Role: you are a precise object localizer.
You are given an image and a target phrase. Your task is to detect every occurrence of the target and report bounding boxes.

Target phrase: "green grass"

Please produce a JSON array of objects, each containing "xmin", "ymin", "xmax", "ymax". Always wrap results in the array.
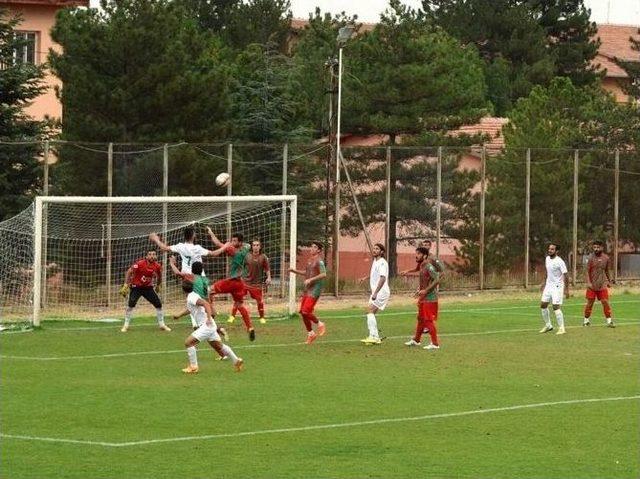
[{"xmin": 1, "ymin": 293, "xmax": 639, "ymax": 479}]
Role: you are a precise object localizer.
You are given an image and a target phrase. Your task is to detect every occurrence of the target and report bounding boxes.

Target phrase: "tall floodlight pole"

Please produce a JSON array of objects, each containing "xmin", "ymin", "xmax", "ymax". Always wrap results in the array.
[{"xmin": 333, "ymin": 25, "xmax": 354, "ymax": 297}]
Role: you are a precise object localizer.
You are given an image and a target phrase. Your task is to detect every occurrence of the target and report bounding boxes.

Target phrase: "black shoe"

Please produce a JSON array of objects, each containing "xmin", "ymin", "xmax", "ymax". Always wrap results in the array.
[{"xmin": 249, "ymin": 328, "xmax": 256, "ymax": 341}]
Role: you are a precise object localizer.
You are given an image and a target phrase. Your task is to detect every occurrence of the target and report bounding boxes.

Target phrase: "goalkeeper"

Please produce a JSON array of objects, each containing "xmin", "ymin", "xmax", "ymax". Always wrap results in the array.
[{"xmin": 119, "ymin": 250, "xmax": 170, "ymax": 333}]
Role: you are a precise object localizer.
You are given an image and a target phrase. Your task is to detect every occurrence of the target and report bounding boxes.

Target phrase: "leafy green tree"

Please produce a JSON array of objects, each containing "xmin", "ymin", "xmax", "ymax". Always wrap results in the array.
[
  {"xmin": 340, "ymin": 1, "xmax": 489, "ymax": 276},
  {"xmin": 422, "ymin": 0, "xmax": 600, "ymax": 115},
  {"xmin": 0, "ymin": 8, "xmax": 48, "ymax": 220},
  {"xmin": 49, "ymin": 0, "xmax": 232, "ymax": 195}
]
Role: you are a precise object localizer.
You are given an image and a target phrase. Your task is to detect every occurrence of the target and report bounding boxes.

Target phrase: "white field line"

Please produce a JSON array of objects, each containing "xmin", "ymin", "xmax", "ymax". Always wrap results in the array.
[
  {"xmin": 25, "ymin": 299, "xmax": 640, "ymax": 332},
  {"xmin": 1, "ymin": 395, "xmax": 638, "ymax": 448},
  {"xmin": 1, "ymin": 320, "xmax": 638, "ymax": 361}
]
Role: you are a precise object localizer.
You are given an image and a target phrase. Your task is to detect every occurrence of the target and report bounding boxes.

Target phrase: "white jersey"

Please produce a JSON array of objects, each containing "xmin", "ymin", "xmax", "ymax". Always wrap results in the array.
[
  {"xmin": 370, "ymin": 257, "xmax": 391, "ymax": 296},
  {"xmin": 545, "ymin": 255, "xmax": 568, "ymax": 288},
  {"xmin": 186, "ymin": 291, "xmax": 215, "ymax": 328},
  {"xmin": 170, "ymin": 242, "xmax": 209, "ymax": 275}
]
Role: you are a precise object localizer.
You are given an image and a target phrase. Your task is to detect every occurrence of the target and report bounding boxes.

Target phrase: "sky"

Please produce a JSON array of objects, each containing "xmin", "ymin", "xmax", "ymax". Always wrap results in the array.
[{"xmin": 288, "ymin": 0, "xmax": 640, "ymax": 25}]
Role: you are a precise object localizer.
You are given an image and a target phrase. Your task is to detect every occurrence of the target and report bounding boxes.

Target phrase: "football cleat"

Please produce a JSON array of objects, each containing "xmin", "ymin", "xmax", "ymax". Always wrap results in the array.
[
  {"xmin": 539, "ymin": 325, "xmax": 553, "ymax": 333},
  {"xmin": 404, "ymin": 339, "xmax": 421, "ymax": 347},
  {"xmin": 120, "ymin": 325, "xmax": 129, "ymax": 333},
  {"xmin": 181, "ymin": 365, "xmax": 199, "ymax": 374},
  {"xmin": 360, "ymin": 336, "xmax": 382, "ymax": 345},
  {"xmin": 606, "ymin": 320, "xmax": 616, "ymax": 328},
  {"xmin": 583, "ymin": 319, "xmax": 591, "ymax": 326},
  {"xmin": 226, "ymin": 315, "xmax": 236, "ymax": 324},
  {"xmin": 317, "ymin": 321, "xmax": 326, "ymax": 337},
  {"xmin": 423, "ymin": 343, "xmax": 440, "ymax": 350},
  {"xmin": 305, "ymin": 331, "xmax": 317, "ymax": 345},
  {"xmin": 555, "ymin": 327, "xmax": 566, "ymax": 335},
  {"xmin": 248, "ymin": 328, "xmax": 256, "ymax": 342},
  {"xmin": 159, "ymin": 324, "xmax": 172, "ymax": 332},
  {"xmin": 259, "ymin": 317, "xmax": 267, "ymax": 325},
  {"xmin": 234, "ymin": 358, "xmax": 244, "ymax": 372}
]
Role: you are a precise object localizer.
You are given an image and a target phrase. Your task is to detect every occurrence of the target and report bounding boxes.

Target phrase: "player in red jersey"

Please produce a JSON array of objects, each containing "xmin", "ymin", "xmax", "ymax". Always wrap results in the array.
[
  {"xmin": 119, "ymin": 250, "xmax": 170, "ymax": 332},
  {"xmin": 229, "ymin": 239, "xmax": 271, "ymax": 325},
  {"xmin": 583, "ymin": 240, "xmax": 615, "ymax": 328},
  {"xmin": 405, "ymin": 247, "xmax": 440, "ymax": 350},
  {"xmin": 289, "ymin": 241, "xmax": 327, "ymax": 345},
  {"xmin": 207, "ymin": 228, "xmax": 256, "ymax": 341}
]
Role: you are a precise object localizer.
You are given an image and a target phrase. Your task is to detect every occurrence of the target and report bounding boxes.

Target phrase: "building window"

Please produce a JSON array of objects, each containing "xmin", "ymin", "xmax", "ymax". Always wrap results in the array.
[{"xmin": 14, "ymin": 31, "xmax": 38, "ymax": 65}]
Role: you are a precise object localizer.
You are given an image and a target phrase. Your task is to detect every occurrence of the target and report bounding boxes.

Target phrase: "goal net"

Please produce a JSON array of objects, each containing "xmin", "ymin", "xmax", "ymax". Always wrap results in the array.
[{"xmin": 0, "ymin": 196, "xmax": 297, "ymax": 326}]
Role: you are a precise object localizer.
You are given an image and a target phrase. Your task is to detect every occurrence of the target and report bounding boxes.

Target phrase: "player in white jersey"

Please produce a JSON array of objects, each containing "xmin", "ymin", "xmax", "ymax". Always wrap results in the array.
[
  {"xmin": 360, "ymin": 243, "xmax": 390, "ymax": 345},
  {"xmin": 539, "ymin": 243, "xmax": 570, "ymax": 335},
  {"xmin": 180, "ymin": 281, "xmax": 243, "ymax": 374},
  {"xmin": 149, "ymin": 226, "xmax": 213, "ymax": 275}
]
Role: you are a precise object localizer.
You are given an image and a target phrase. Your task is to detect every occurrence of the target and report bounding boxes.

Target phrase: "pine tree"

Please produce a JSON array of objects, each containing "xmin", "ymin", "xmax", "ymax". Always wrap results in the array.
[{"xmin": 0, "ymin": 7, "xmax": 48, "ymax": 219}]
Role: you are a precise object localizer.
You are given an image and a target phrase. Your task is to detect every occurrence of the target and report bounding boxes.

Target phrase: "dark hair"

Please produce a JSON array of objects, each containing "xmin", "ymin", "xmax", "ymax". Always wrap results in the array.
[
  {"xmin": 182, "ymin": 281, "xmax": 193, "ymax": 294},
  {"xmin": 423, "ymin": 239, "xmax": 432, "ymax": 246},
  {"xmin": 311, "ymin": 241, "xmax": 323, "ymax": 250},
  {"xmin": 232, "ymin": 232, "xmax": 244, "ymax": 242},
  {"xmin": 593, "ymin": 240, "xmax": 604, "ymax": 247},
  {"xmin": 548, "ymin": 242, "xmax": 559, "ymax": 250},
  {"xmin": 416, "ymin": 247, "xmax": 429, "ymax": 255},
  {"xmin": 374, "ymin": 243, "xmax": 386, "ymax": 254},
  {"xmin": 191, "ymin": 261, "xmax": 203, "ymax": 275},
  {"xmin": 184, "ymin": 226, "xmax": 195, "ymax": 241}
]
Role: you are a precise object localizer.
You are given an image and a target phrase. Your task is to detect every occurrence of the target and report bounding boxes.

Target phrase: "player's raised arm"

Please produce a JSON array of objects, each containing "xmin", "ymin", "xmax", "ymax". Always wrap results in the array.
[
  {"xmin": 289, "ymin": 267, "xmax": 305, "ymax": 276},
  {"xmin": 400, "ymin": 264, "xmax": 421, "ymax": 276},
  {"xmin": 206, "ymin": 227, "xmax": 225, "ymax": 248},
  {"xmin": 210, "ymin": 242, "xmax": 232, "ymax": 257},
  {"xmin": 149, "ymin": 233, "xmax": 172, "ymax": 253}
]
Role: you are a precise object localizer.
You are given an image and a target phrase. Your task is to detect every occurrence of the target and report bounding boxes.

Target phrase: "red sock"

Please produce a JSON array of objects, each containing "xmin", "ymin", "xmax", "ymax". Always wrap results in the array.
[
  {"xmin": 301, "ymin": 314, "xmax": 313, "ymax": 332},
  {"xmin": 414, "ymin": 318, "xmax": 425, "ymax": 343},
  {"xmin": 257, "ymin": 301, "xmax": 265, "ymax": 318},
  {"xmin": 231, "ymin": 305, "xmax": 238, "ymax": 317},
  {"xmin": 603, "ymin": 303, "xmax": 612, "ymax": 318},
  {"xmin": 425, "ymin": 319, "xmax": 439, "ymax": 346},
  {"xmin": 584, "ymin": 303, "xmax": 593, "ymax": 318},
  {"xmin": 237, "ymin": 306, "xmax": 252, "ymax": 330}
]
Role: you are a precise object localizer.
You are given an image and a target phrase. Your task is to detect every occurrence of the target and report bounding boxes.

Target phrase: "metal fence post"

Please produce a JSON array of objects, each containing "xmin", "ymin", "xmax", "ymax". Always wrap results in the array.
[
  {"xmin": 613, "ymin": 149, "xmax": 620, "ymax": 282},
  {"xmin": 162, "ymin": 144, "xmax": 168, "ymax": 302},
  {"xmin": 479, "ymin": 146, "xmax": 486, "ymax": 290},
  {"xmin": 524, "ymin": 148, "xmax": 531, "ymax": 289},
  {"xmin": 385, "ymin": 147, "xmax": 391, "ymax": 251},
  {"xmin": 572, "ymin": 149, "xmax": 579, "ymax": 285},
  {"xmin": 42, "ymin": 141, "xmax": 49, "ymax": 307},
  {"xmin": 436, "ymin": 147, "xmax": 442, "ymax": 258},
  {"xmin": 281, "ymin": 144, "xmax": 288, "ymax": 299},
  {"xmin": 106, "ymin": 143, "xmax": 113, "ymax": 308}
]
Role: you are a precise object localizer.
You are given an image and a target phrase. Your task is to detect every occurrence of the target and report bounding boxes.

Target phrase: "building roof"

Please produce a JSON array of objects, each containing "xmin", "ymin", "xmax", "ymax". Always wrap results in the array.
[
  {"xmin": 453, "ymin": 117, "xmax": 508, "ymax": 152},
  {"xmin": 0, "ymin": 0, "xmax": 89, "ymax": 5},
  {"xmin": 290, "ymin": 17, "xmax": 376, "ymax": 34},
  {"xmin": 594, "ymin": 24, "xmax": 640, "ymax": 78}
]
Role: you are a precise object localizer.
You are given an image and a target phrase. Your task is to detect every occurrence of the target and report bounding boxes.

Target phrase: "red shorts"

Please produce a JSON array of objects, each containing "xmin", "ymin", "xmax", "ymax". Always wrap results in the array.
[
  {"xmin": 586, "ymin": 288, "xmax": 609, "ymax": 301},
  {"xmin": 299, "ymin": 295, "xmax": 319, "ymax": 315},
  {"xmin": 245, "ymin": 285, "xmax": 264, "ymax": 303},
  {"xmin": 418, "ymin": 301, "xmax": 438, "ymax": 321},
  {"xmin": 213, "ymin": 278, "xmax": 246, "ymax": 302}
]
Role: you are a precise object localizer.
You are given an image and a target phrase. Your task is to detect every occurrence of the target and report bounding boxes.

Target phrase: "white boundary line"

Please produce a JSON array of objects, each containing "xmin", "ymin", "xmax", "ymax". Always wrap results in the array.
[
  {"xmin": 2, "ymin": 320, "xmax": 638, "ymax": 361},
  {"xmin": 1, "ymin": 395, "xmax": 638, "ymax": 448},
  {"xmin": 17, "ymin": 299, "xmax": 640, "ymax": 332}
]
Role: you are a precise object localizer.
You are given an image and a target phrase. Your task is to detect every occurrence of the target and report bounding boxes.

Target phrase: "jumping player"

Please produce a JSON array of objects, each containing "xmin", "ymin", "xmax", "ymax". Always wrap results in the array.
[
  {"xmin": 405, "ymin": 247, "xmax": 440, "ymax": 350},
  {"xmin": 149, "ymin": 226, "xmax": 212, "ymax": 275},
  {"xmin": 289, "ymin": 241, "xmax": 327, "ymax": 345},
  {"xmin": 229, "ymin": 239, "xmax": 271, "ymax": 325},
  {"xmin": 180, "ymin": 281, "xmax": 243, "ymax": 374},
  {"xmin": 360, "ymin": 243, "xmax": 390, "ymax": 345},
  {"xmin": 119, "ymin": 250, "xmax": 170, "ymax": 332},
  {"xmin": 539, "ymin": 243, "xmax": 569, "ymax": 335},
  {"xmin": 207, "ymin": 228, "xmax": 255, "ymax": 341},
  {"xmin": 583, "ymin": 240, "xmax": 615, "ymax": 328}
]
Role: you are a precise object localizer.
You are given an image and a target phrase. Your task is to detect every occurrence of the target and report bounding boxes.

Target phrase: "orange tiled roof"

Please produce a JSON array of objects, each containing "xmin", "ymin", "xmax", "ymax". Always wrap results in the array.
[
  {"xmin": 0, "ymin": 0, "xmax": 89, "ymax": 5},
  {"xmin": 453, "ymin": 117, "xmax": 508, "ymax": 151},
  {"xmin": 290, "ymin": 17, "xmax": 376, "ymax": 33}
]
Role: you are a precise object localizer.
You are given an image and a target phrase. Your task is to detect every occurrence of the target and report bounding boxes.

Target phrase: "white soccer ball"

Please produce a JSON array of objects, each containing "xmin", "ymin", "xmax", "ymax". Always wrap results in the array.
[{"xmin": 215, "ymin": 172, "xmax": 230, "ymax": 187}]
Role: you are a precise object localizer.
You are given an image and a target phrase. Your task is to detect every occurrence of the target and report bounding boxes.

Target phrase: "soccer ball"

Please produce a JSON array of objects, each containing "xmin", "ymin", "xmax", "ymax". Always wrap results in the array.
[{"xmin": 215, "ymin": 172, "xmax": 230, "ymax": 187}]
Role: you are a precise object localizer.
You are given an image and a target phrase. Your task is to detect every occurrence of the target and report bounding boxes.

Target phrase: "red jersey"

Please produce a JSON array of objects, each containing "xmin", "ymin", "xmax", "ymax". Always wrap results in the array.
[
  {"xmin": 130, "ymin": 259, "xmax": 161, "ymax": 288},
  {"xmin": 245, "ymin": 253, "xmax": 269, "ymax": 286},
  {"xmin": 587, "ymin": 253, "xmax": 610, "ymax": 291}
]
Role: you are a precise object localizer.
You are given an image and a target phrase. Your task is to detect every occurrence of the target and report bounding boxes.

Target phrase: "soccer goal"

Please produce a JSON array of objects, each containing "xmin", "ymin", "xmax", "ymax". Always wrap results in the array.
[{"xmin": 0, "ymin": 196, "xmax": 297, "ymax": 326}]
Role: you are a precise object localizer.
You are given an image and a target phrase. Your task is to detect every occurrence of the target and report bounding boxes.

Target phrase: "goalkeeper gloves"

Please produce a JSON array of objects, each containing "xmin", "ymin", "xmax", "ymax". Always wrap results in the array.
[
  {"xmin": 155, "ymin": 283, "xmax": 162, "ymax": 294},
  {"xmin": 119, "ymin": 284, "xmax": 130, "ymax": 298}
]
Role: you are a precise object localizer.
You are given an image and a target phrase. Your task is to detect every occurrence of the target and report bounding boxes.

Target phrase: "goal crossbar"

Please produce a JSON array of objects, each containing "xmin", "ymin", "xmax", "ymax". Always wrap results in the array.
[{"xmin": 32, "ymin": 195, "xmax": 298, "ymax": 326}]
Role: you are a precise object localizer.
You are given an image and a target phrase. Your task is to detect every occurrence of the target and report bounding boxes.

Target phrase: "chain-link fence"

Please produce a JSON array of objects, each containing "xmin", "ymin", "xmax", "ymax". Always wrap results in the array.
[{"xmin": 2, "ymin": 141, "xmax": 639, "ymax": 297}]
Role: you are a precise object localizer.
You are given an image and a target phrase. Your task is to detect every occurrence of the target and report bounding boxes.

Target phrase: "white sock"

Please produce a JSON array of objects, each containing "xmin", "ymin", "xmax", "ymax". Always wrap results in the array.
[
  {"xmin": 124, "ymin": 307, "xmax": 133, "ymax": 326},
  {"xmin": 606, "ymin": 317, "xmax": 613, "ymax": 323},
  {"xmin": 554, "ymin": 309, "xmax": 565, "ymax": 328},
  {"xmin": 541, "ymin": 308, "xmax": 551, "ymax": 327},
  {"xmin": 221, "ymin": 344, "xmax": 238, "ymax": 363},
  {"xmin": 156, "ymin": 308, "xmax": 165, "ymax": 326},
  {"xmin": 366, "ymin": 313, "xmax": 379, "ymax": 339},
  {"xmin": 186, "ymin": 346, "xmax": 198, "ymax": 367}
]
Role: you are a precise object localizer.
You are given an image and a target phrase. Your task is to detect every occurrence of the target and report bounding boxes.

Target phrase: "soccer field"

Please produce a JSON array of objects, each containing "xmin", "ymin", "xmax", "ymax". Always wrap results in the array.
[{"xmin": 1, "ymin": 293, "xmax": 639, "ymax": 479}]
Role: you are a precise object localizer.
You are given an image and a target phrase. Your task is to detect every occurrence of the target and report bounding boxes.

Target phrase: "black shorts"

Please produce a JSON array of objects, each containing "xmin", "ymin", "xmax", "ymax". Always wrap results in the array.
[{"xmin": 128, "ymin": 287, "xmax": 162, "ymax": 309}]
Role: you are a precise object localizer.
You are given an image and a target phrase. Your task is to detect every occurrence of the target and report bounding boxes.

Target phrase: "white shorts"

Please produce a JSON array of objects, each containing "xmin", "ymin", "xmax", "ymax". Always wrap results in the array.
[
  {"xmin": 369, "ymin": 292, "xmax": 390, "ymax": 311},
  {"xmin": 192, "ymin": 323, "xmax": 221, "ymax": 343},
  {"xmin": 541, "ymin": 285, "xmax": 564, "ymax": 305}
]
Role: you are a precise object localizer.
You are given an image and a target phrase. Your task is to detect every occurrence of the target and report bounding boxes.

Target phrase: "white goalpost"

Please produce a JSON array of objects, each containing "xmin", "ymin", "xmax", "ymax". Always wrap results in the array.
[{"xmin": 8, "ymin": 195, "xmax": 298, "ymax": 326}]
